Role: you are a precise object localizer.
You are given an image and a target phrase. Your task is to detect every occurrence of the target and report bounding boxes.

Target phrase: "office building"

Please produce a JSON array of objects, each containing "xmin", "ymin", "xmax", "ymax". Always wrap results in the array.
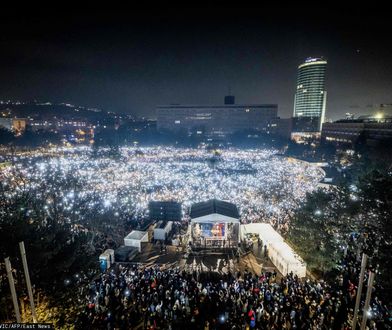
[
  {"xmin": 321, "ymin": 113, "xmax": 392, "ymax": 147},
  {"xmin": 293, "ymin": 57, "xmax": 327, "ymax": 134},
  {"xmin": 224, "ymin": 95, "xmax": 235, "ymax": 105},
  {"xmin": 269, "ymin": 118, "xmax": 293, "ymax": 140},
  {"xmin": 157, "ymin": 96, "xmax": 278, "ymax": 138}
]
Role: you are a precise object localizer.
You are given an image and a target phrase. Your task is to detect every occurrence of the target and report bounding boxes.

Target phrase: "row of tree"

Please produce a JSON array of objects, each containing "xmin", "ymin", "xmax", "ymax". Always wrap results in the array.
[
  {"xmin": 287, "ymin": 165, "xmax": 392, "ymax": 300},
  {"xmin": 0, "ymin": 161, "xmax": 130, "ymax": 324}
]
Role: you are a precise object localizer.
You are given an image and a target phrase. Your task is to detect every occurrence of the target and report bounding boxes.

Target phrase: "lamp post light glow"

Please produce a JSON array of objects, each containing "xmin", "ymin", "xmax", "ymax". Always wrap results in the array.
[{"xmin": 314, "ymin": 209, "xmax": 322, "ymax": 216}]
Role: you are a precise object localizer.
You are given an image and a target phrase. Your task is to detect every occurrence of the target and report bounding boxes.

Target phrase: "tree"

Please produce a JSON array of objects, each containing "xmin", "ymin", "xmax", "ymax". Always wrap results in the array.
[
  {"xmin": 287, "ymin": 185, "xmax": 361, "ymax": 275},
  {"xmin": 357, "ymin": 169, "xmax": 392, "ymax": 297},
  {"xmin": 287, "ymin": 164, "xmax": 392, "ymax": 302},
  {"xmin": 0, "ymin": 165, "xmax": 95, "ymax": 289},
  {"xmin": 288, "ymin": 189, "xmax": 339, "ymax": 274},
  {"xmin": 0, "ymin": 127, "xmax": 15, "ymax": 145},
  {"xmin": 14, "ymin": 128, "xmax": 61, "ymax": 147},
  {"xmin": 316, "ymin": 141, "xmax": 336, "ymax": 161}
]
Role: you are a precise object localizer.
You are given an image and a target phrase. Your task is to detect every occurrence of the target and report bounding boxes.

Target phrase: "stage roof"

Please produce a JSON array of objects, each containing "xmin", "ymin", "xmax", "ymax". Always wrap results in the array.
[{"xmin": 190, "ymin": 199, "xmax": 239, "ymax": 219}]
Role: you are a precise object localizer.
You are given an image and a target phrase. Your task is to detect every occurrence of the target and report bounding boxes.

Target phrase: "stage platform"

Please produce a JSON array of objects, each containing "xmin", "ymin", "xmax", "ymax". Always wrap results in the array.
[{"xmin": 188, "ymin": 247, "xmax": 239, "ymax": 255}]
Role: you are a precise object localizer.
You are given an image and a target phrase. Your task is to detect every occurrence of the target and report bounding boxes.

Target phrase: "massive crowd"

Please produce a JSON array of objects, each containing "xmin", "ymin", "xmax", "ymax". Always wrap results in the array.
[
  {"xmin": 1, "ymin": 147, "xmax": 391, "ymax": 328},
  {"xmin": 76, "ymin": 247, "xmax": 389, "ymax": 329},
  {"xmin": 0, "ymin": 146, "xmax": 324, "ymax": 232}
]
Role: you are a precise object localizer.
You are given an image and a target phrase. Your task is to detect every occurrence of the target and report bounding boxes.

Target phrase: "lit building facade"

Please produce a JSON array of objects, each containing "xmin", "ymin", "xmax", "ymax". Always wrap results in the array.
[
  {"xmin": 28, "ymin": 119, "xmax": 93, "ymax": 143},
  {"xmin": 293, "ymin": 57, "xmax": 327, "ymax": 133},
  {"xmin": 157, "ymin": 103, "xmax": 278, "ymax": 137},
  {"xmin": 0, "ymin": 118, "xmax": 27, "ymax": 135},
  {"xmin": 321, "ymin": 115, "xmax": 392, "ymax": 147}
]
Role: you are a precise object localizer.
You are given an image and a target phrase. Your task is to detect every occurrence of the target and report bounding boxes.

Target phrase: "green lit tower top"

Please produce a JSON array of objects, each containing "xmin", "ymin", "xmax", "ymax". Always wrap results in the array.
[{"xmin": 293, "ymin": 57, "xmax": 327, "ymax": 132}]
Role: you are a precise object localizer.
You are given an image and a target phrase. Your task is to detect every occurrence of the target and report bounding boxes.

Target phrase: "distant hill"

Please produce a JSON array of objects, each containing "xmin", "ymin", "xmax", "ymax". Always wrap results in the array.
[{"xmin": 0, "ymin": 101, "xmax": 134, "ymax": 124}]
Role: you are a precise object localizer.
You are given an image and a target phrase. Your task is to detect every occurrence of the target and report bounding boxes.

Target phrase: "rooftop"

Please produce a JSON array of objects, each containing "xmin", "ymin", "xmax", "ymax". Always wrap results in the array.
[
  {"xmin": 190, "ymin": 199, "xmax": 240, "ymax": 219},
  {"xmin": 157, "ymin": 104, "xmax": 277, "ymax": 109},
  {"xmin": 298, "ymin": 58, "xmax": 327, "ymax": 69},
  {"xmin": 305, "ymin": 57, "xmax": 324, "ymax": 63},
  {"xmin": 156, "ymin": 220, "xmax": 172, "ymax": 229},
  {"xmin": 333, "ymin": 115, "xmax": 392, "ymax": 124},
  {"xmin": 125, "ymin": 230, "xmax": 148, "ymax": 240}
]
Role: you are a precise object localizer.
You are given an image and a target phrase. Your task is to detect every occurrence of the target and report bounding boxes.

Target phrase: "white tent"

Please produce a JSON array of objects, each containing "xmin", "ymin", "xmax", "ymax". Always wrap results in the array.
[
  {"xmin": 241, "ymin": 223, "xmax": 283, "ymax": 245},
  {"xmin": 267, "ymin": 241, "xmax": 307, "ymax": 277},
  {"xmin": 124, "ymin": 230, "xmax": 149, "ymax": 252},
  {"xmin": 240, "ymin": 223, "xmax": 306, "ymax": 277},
  {"xmin": 154, "ymin": 221, "xmax": 173, "ymax": 240}
]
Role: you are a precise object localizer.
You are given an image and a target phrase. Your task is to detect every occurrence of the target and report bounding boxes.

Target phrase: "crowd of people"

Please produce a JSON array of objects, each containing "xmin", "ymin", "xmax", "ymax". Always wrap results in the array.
[
  {"xmin": 5, "ymin": 146, "xmax": 390, "ymax": 329},
  {"xmin": 76, "ymin": 246, "xmax": 390, "ymax": 329},
  {"xmin": 0, "ymin": 146, "xmax": 324, "ymax": 231}
]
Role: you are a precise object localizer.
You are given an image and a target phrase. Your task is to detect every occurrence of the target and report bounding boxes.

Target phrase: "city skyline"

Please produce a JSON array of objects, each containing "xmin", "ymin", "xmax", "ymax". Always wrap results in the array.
[{"xmin": 0, "ymin": 7, "xmax": 391, "ymax": 120}]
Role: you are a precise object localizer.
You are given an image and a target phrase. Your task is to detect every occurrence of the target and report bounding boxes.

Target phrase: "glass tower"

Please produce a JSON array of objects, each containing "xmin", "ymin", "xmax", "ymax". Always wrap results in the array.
[{"xmin": 293, "ymin": 57, "xmax": 327, "ymax": 132}]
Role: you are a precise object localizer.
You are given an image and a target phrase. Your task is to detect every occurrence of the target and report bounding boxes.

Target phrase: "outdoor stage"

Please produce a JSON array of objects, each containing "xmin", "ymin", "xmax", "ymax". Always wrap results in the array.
[{"xmin": 189, "ymin": 199, "xmax": 240, "ymax": 252}]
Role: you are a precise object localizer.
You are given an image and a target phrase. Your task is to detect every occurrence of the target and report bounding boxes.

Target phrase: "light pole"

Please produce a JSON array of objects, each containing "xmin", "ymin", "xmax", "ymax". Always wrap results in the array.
[
  {"xmin": 4, "ymin": 257, "xmax": 21, "ymax": 323},
  {"xmin": 352, "ymin": 254, "xmax": 367, "ymax": 329},
  {"xmin": 19, "ymin": 241, "xmax": 37, "ymax": 322},
  {"xmin": 360, "ymin": 271, "xmax": 375, "ymax": 330}
]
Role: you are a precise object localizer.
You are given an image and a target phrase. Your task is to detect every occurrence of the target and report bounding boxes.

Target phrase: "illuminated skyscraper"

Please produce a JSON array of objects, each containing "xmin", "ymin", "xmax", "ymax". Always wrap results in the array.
[{"xmin": 293, "ymin": 57, "xmax": 327, "ymax": 132}]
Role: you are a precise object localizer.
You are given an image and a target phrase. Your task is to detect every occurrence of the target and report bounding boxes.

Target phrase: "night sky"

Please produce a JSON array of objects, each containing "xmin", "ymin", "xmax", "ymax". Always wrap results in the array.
[{"xmin": 0, "ymin": 6, "xmax": 391, "ymax": 120}]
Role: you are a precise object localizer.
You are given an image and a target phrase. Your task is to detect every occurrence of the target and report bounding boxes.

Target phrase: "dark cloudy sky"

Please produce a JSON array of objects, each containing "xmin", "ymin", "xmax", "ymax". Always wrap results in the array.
[{"xmin": 0, "ymin": 6, "xmax": 391, "ymax": 120}]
